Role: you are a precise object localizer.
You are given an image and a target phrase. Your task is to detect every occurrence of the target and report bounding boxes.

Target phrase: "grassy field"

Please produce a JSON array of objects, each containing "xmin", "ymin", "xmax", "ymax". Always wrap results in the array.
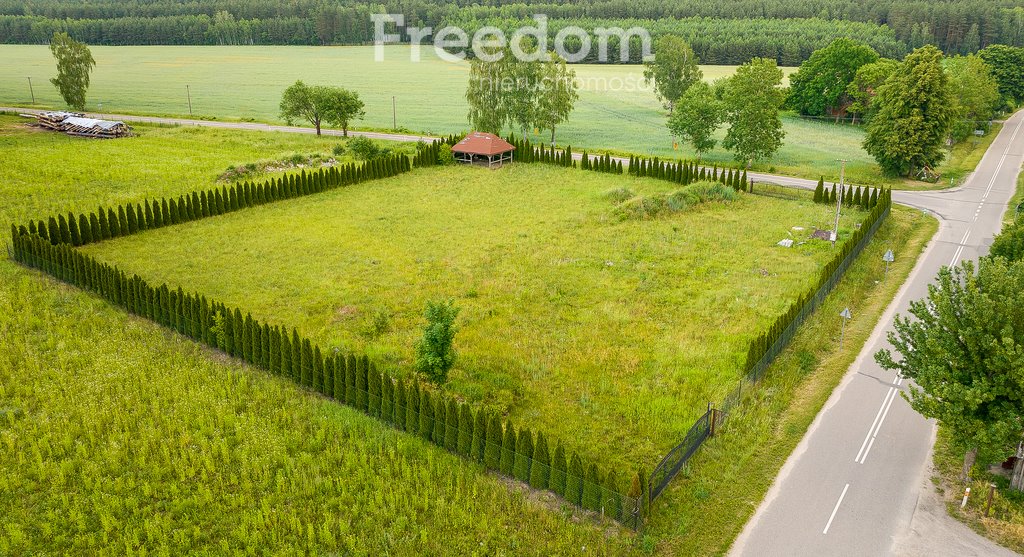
[
  {"xmin": 0, "ymin": 44, "xmax": 887, "ymax": 183},
  {"xmin": 80, "ymin": 160, "xmax": 865, "ymax": 471},
  {"xmin": 1, "ymin": 116, "xmax": 937, "ymax": 554}
]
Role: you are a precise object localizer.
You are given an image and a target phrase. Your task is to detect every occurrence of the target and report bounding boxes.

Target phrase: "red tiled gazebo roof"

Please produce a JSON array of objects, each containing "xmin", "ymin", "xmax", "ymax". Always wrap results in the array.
[{"xmin": 451, "ymin": 132, "xmax": 516, "ymax": 156}]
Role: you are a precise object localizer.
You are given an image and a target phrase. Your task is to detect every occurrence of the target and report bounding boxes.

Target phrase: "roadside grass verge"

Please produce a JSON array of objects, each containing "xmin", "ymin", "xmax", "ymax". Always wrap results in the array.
[
  {"xmin": 1003, "ymin": 169, "xmax": 1024, "ymax": 226},
  {"xmin": 893, "ymin": 123, "xmax": 1005, "ymax": 191},
  {"xmin": 932, "ymin": 429, "xmax": 1024, "ymax": 555}
]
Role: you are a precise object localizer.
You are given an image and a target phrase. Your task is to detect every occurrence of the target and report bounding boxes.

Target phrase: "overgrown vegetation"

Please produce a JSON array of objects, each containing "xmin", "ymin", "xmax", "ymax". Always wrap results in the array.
[
  {"xmin": 933, "ymin": 428, "xmax": 1024, "ymax": 555},
  {"xmin": 81, "ymin": 161, "xmax": 868, "ymax": 473},
  {"xmin": 613, "ymin": 181, "xmax": 737, "ymax": 220}
]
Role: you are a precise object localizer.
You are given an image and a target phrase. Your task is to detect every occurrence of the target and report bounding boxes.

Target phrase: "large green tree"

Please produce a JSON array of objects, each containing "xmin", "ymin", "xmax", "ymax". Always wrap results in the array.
[
  {"xmin": 787, "ymin": 38, "xmax": 879, "ymax": 119},
  {"xmin": 49, "ymin": 32, "xmax": 95, "ymax": 110},
  {"xmin": 279, "ymin": 80, "xmax": 365, "ymax": 136},
  {"xmin": 977, "ymin": 44, "xmax": 1024, "ymax": 106},
  {"xmin": 533, "ymin": 52, "xmax": 579, "ymax": 144},
  {"xmin": 876, "ymin": 257, "xmax": 1024, "ymax": 484},
  {"xmin": 466, "ymin": 47, "xmax": 540, "ymax": 134},
  {"xmin": 643, "ymin": 35, "xmax": 702, "ymax": 113},
  {"xmin": 863, "ymin": 46, "xmax": 954, "ymax": 178},
  {"xmin": 845, "ymin": 58, "xmax": 899, "ymax": 124},
  {"xmin": 666, "ymin": 81, "xmax": 724, "ymax": 159},
  {"xmin": 722, "ymin": 58, "xmax": 786, "ymax": 168},
  {"xmin": 945, "ymin": 54, "xmax": 1000, "ymax": 142}
]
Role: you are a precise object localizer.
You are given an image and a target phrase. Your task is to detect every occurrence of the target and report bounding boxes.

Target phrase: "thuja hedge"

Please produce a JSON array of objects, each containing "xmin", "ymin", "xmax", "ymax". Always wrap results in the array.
[
  {"xmin": 9, "ymin": 158, "xmax": 645, "ymax": 528},
  {"xmin": 504, "ymin": 134, "xmax": 753, "ymax": 192},
  {"xmin": 19, "ymin": 155, "xmax": 411, "ymax": 249},
  {"xmin": 813, "ymin": 176, "xmax": 882, "ymax": 211}
]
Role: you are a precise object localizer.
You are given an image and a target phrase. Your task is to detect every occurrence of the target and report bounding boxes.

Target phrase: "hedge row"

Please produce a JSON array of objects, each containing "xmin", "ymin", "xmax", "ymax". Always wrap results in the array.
[
  {"xmin": 412, "ymin": 134, "xmax": 465, "ymax": 167},
  {"xmin": 813, "ymin": 176, "xmax": 882, "ymax": 210},
  {"xmin": 9, "ymin": 159, "xmax": 644, "ymax": 528},
  {"xmin": 629, "ymin": 155, "xmax": 752, "ymax": 192},
  {"xmin": 22, "ymin": 155, "xmax": 412, "ymax": 249}
]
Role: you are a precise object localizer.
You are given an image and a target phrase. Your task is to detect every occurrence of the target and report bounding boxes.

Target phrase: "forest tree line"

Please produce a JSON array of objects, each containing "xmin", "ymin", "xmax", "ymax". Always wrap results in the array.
[{"xmin": 2, "ymin": 0, "xmax": 1023, "ymax": 62}]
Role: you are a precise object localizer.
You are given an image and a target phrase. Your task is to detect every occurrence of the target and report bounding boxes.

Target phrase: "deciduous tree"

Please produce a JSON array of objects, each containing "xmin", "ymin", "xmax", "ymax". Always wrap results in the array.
[
  {"xmin": 722, "ymin": 58, "xmax": 786, "ymax": 168},
  {"xmin": 875, "ymin": 258, "xmax": 1024, "ymax": 485},
  {"xmin": 864, "ymin": 46, "xmax": 954, "ymax": 178},
  {"xmin": 787, "ymin": 38, "xmax": 879, "ymax": 119},
  {"xmin": 643, "ymin": 35, "xmax": 702, "ymax": 113},
  {"xmin": 279, "ymin": 80, "xmax": 365, "ymax": 136},
  {"xmin": 666, "ymin": 81, "xmax": 724, "ymax": 160},
  {"xmin": 49, "ymin": 32, "xmax": 95, "ymax": 110}
]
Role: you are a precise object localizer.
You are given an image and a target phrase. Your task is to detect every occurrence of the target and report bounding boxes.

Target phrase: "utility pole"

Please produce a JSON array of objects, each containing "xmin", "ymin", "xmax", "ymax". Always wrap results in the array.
[
  {"xmin": 392, "ymin": 96, "xmax": 396, "ymax": 130},
  {"xmin": 832, "ymin": 159, "xmax": 847, "ymax": 246},
  {"xmin": 186, "ymin": 85, "xmax": 193, "ymax": 116},
  {"xmin": 27, "ymin": 77, "xmax": 35, "ymax": 104}
]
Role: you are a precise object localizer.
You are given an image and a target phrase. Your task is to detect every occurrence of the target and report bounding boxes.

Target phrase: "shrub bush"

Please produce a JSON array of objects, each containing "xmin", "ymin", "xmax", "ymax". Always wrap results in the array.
[
  {"xmin": 415, "ymin": 300, "xmax": 459, "ymax": 384},
  {"xmin": 437, "ymin": 144, "xmax": 455, "ymax": 165},
  {"xmin": 349, "ymin": 136, "xmax": 392, "ymax": 160}
]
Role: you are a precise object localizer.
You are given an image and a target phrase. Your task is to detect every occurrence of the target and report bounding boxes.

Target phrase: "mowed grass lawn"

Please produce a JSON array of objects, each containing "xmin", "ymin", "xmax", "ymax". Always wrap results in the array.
[
  {"xmin": 83, "ymin": 161, "xmax": 866, "ymax": 469},
  {"xmin": 0, "ymin": 44, "xmax": 893, "ymax": 184}
]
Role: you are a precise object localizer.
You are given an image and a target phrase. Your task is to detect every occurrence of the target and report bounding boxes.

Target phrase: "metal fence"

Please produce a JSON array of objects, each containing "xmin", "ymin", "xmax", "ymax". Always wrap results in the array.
[
  {"xmin": 649, "ymin": 406, "xmax": 713, "ymax": 500},
  {"xmin": 649, "ymin": 203, "xmax": 891, "ymax": 500}
]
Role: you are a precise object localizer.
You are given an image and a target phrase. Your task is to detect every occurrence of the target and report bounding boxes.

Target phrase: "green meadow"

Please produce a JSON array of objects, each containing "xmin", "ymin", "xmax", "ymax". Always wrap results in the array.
[
  {"xmin": 0, "ymin": 115, "xmax": 936, "ymax": 554},
  {"xmin": 82, "ymin": 160, "xmax": 866, "ymax": 470},
  {"xmin": 0, "ymin": 44, "xmax": 893, "ymax": 184}
]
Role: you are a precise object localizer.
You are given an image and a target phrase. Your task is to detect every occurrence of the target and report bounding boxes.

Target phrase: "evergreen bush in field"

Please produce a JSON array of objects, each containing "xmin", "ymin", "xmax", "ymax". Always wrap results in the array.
[
  {"xmin": 392, "ymin": 379, "xmax": 406, "ymax": 430},
  {"xmin": 380, "ymin": 374, "xmax": 393, "ymax": 421},
  {"xmin": 500, "ymin": 422, "xmax": 516, "ymax": 475},
  {"xmin": 445, "ymin": 399, "xmax": 459, "ymax": 451},
  {"xmin": 513, "ymin": 429, "xmax": 533, "ymax": 482},
  {"xmin": 583, "ymin": 463, "xmax": 601, "ymax": 511},
  {"xmin": 432, "ymin": 397, "xmax": 446, "ymax": 444},
  {"xmin": 530, "ymin": 432, "xmax": 550, "ymax": 489},
  {"xmin": 814, "ymin": 177, "xmax": 824, "ymax": 202},
  {"xmin": 604, "ymin": 470, "xmax": 623, "ymax": 519},
  {"xmin": 418, "ymin": 390, "xmax": 433, "ymax": 440},
  {"xmin": 566, "ymin": 453, "xmax": 584, "ymax": 505},
  {"xmin": 345, "ymin": 354, "xmax": 357, "ymax": 406},
  {"xmin": 355, "ymin": 355, "xmax": 368, "ymax": 410},
  {"xmin": 368, "ymin": 362, "xmax": 381, "ymax": 417},
  {"xmin": 405, "ymin": 381, "xmax": 420, "ymax": 434},
  {"xmin": 471, "ymin": 408, "xmax": 487, "ymax": 461},
  {"xmin": 457, "ymin": 404, "xmax": 473, "ymax": 456},
  {"xmin": 485, "ymin": 413, "xmax": 502, "ymax": 469},
  {"xmin": 279, "ymin": 331, "xmax": 291, "ymax": 377},
  {"xmin": 313, "ymin": 346, "xmax": 325, "ymax": 393}
]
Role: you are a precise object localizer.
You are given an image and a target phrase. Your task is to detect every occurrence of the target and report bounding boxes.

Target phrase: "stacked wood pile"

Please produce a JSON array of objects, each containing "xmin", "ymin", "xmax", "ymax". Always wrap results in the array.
[{"xmin": 31, "ymin": 111, "xmax": 132, "ymax": 138}]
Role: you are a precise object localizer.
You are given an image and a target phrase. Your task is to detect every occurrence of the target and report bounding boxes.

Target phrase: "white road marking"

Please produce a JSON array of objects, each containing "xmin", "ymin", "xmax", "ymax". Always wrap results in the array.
[
  {"xmin": 855, "ymin": 387, "xmax": 893, "ymax": 462},
  {"xmin": 823, "ymin": 483, "xmax": 851, "ymax": 534},
  {"xmin": 950, "ymin": 229, "xmax": 971, "ymax": 267},
  {"xmin": 856, "ymin": 374, "xmax": 904, "ymax": 464},
  {"xmin": 948, "ymin": 116, "xmax": 1024, "ymax": 267}
]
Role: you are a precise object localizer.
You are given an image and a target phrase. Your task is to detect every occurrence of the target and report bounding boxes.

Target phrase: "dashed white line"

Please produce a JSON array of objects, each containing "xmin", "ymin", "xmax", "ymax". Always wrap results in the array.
[
  {"xmin": 856, "ymin": 375, "xmax": 904, "ymax": 464},
  {"xmin": 823, "ymin": 483, "xmax": 851, "ymax": 534}
]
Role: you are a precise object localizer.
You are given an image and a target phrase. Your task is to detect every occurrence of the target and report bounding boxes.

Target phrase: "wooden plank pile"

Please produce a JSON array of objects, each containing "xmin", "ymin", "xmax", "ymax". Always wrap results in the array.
[{"xmin": 32, "ymin": 111, "xmax": 132, "ymax": 138}]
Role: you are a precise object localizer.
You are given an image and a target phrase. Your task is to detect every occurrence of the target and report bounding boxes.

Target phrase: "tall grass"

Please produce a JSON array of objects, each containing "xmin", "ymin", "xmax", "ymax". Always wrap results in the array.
[{"xmin": 83, "ymin": 163, "xmax": 868, "ymax": 471}]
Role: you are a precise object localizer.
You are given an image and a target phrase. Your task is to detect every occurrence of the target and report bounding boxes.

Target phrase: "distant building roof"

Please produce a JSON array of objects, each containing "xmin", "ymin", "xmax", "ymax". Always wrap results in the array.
[{"xmin": 451, "ymin": 132, "xmax": 515, "ymax": 156}]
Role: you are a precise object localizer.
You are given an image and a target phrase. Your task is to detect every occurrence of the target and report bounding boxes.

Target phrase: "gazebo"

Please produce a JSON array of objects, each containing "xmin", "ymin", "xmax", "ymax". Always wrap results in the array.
[{"xmin": 451, "ymin": 132, "xmax": 515, "ymax": 168}]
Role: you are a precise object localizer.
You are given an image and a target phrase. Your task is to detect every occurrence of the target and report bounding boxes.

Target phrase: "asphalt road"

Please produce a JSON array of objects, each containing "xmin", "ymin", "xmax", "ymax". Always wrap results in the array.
[
  {"xmin": 730, "ymin": 109, "xmax": 1024, "ymax": 557},
  {"xmin": 7, "ymin": 105, "xmax": 1023, "ymax": 554}
]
